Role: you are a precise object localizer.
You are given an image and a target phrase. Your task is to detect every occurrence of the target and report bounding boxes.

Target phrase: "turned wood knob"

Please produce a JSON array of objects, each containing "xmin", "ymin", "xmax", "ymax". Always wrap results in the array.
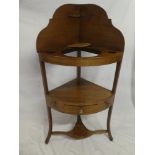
[{"xmin": 79, "ymin": 108, "xmax": 83, "ymax": 114}]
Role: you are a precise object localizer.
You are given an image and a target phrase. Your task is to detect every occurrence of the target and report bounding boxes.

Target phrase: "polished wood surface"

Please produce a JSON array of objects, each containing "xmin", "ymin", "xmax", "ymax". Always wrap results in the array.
[
  {"xmin": 36, "ymin": 4, "xmax": 125, "ymax": 144},
  {"xmin": 39, "ymin": 51, "xmax": 123, "ymax": 66},
  {"xmin": 37, "ymin": 4, "xmax": 124, "ymax": 66},
  {"xmin": 68, "ymin": 43, "xmax": 91, "ymax": 48},
  {"xmin": 37, "ymin": 4, "xmax": 124, "ymax": 53},
  {"xmin": 46, "ymin": 78, "xmax": 114, "ymax": 115}
]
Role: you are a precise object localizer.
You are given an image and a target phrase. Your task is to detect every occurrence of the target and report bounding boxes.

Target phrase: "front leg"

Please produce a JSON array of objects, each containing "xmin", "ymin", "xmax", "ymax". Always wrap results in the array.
[
  {"xmin": 107, "ymin": 106, "xmax": 113, "ymax": 141},
  {"xmin": 45, "ymin": 106, "xmax": 52, "ymax": 144}
]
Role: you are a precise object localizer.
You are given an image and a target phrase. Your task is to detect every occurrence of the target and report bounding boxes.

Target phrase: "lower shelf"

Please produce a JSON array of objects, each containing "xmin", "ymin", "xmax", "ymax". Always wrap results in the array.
[
  {"xmin": 46, "ymin": 78, "xmax": 114, "ymax": 115},
  {"xmin": 45, "ymin": 115, "xmax": 113, "ymax": 144}
]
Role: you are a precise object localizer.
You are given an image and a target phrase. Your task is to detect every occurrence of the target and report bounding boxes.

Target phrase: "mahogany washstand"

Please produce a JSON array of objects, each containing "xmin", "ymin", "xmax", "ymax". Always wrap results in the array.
[{"xmin": 36, "ymin": 4, "xmax": 125, "ymax": 144}]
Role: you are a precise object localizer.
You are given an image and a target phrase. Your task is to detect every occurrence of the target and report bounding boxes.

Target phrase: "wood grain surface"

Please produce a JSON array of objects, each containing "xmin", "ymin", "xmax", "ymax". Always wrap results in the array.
[
  {"xmin": 46, "ymin": 78, "xmax": 114, "ymax": 115},
  {"xmin": 37, "ymin": 4, "xmax": 125, "ymax": 143}
]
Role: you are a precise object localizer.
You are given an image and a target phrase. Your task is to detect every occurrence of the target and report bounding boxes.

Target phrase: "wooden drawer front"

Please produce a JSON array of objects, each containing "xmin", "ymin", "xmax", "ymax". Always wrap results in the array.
[{"xmin": 52, "ymin": 102, "xmax": 112, "ymax": 115}]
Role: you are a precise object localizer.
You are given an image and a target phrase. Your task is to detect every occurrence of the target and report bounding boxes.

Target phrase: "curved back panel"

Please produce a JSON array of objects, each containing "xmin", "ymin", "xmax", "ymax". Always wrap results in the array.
[{"xmin": 37, "ymin": 4, "xmax": 124, "ymax": 53}]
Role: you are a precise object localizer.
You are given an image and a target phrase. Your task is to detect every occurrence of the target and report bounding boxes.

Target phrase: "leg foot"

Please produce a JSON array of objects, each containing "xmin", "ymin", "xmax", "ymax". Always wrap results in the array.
[
  {"xmin": 108, "ymin": 130, "xmax": 113, "ymax": 141},
  {"xmin": 45, "ymin": 131, "xmax": 52, "ymax": 144}
]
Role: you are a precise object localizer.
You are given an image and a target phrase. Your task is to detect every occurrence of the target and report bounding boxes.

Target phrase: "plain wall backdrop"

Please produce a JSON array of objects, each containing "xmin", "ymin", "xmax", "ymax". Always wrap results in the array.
[{"xmin": 20, "ymin": 0, "xmax": 135, "ymax": 155}]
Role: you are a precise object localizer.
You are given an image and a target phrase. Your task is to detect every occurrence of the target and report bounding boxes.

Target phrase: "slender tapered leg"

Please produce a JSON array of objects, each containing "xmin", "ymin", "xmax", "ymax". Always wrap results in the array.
[
  {"xmin": 45, "ymin": 106, "xmax": 52, "ymax": 144},
  {"xmin": 107, "ymin": 106, "xmax": 113, "ymax": 141},
  {"xmin": 106, "ymin": 61, "xmax": 122, "ymax": 141},
  {"xmin": 38, "ymin": 60, "xmax": 52, "ymax": 143}
]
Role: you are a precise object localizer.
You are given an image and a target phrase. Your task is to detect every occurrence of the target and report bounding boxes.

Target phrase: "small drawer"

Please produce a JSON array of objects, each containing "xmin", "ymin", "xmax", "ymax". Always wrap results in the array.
[{"xmin": 52, "ymin": 102, "xmax": 112, "ymax": 115}]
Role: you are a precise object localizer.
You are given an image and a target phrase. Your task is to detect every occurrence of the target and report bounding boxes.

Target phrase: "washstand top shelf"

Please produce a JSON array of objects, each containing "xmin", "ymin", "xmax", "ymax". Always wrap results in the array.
[{"xmin": 36, "ymin": 4, "xmax": 124, "ymax": 67}]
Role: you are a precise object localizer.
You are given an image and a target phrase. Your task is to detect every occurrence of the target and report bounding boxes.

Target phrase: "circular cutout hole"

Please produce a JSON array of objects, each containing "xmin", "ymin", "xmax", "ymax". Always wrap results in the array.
[{"xmin": 64, "ymin": 51, "xmax": 99, "ymax": 57}]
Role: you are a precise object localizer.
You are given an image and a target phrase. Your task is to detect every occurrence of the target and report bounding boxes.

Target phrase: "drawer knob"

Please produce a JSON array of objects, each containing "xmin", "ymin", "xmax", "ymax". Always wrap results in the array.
[{"xmin": 79, "ymin": 108, "xmax": 83, "ymax": 114}]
